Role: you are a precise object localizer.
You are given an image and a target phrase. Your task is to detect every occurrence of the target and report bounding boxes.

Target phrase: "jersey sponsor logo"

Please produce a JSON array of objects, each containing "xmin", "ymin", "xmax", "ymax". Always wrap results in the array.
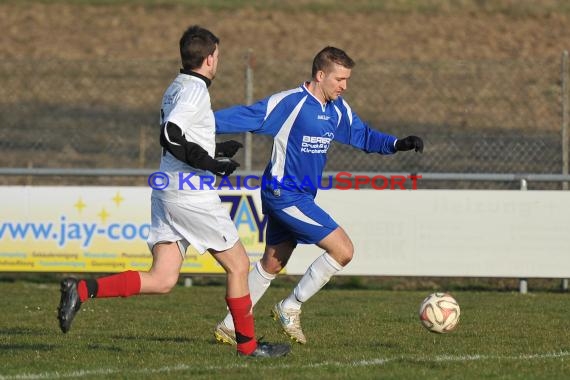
[
  {"xmin": 302, "ymin": 135, "xmax": 332, "ymax": 144},
  {"xmin": 301, "ymin": 133, "xmax": 334, "ymax": 154},
  {"xmin": 317, "ymin": 114, "xmax": 330, "ymax": 121}
]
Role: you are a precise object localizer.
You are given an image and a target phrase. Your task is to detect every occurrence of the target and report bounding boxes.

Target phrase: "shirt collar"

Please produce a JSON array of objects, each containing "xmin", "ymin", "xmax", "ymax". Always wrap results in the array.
[
  {"xmin": 179, "ymin": 69, "xmax": 212, "ymax": 87},
  {"xmin": 302, "ymin": 82, "xmax": 328, "ymax": 108}
]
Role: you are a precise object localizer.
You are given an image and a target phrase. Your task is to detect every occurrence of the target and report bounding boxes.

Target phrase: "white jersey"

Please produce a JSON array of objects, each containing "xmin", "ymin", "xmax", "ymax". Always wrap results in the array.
[
  {"xmin": 147, "ymin": 72, "xmax": 238, "ymax": 255},
  {"xmin": 154, "ymin": 73, "xmax": 217, "ymax": 202}
]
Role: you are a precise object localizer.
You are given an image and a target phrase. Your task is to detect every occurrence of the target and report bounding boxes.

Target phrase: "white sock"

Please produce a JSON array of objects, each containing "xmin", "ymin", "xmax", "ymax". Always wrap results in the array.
[
  {"xmin": 223, "ymin": 260, "xmax": 276, "ymax": 330},
  {"xmin": 281, "ymin": 252, "xmax": 343, "ymax": 310}
]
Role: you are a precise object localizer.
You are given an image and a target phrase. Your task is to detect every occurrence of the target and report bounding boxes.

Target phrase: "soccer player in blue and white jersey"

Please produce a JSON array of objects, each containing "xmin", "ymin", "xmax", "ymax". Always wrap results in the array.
[{"xmin": 213, "ymin": 46, "xmax": 423, "ymax": 345}]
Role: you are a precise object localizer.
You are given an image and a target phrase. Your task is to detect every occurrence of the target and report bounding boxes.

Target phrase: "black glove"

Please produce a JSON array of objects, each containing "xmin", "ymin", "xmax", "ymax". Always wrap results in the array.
[
  {"xmin": 215, "ymin": 140, "xmax": 243, "ymax": 158},
  {"xmin": 395, "ymin": 136, "xmax": 424, "ymax": 153},
  {"xmin": 207, "ymin": 157, "xmax": 240, "ymax": 177}
]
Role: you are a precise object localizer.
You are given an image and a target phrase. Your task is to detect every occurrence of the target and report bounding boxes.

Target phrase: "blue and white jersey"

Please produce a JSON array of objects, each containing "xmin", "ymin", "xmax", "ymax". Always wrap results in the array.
[{"xmin": 215, "ymin": 83, "xmax": 398, "ymax": 210}]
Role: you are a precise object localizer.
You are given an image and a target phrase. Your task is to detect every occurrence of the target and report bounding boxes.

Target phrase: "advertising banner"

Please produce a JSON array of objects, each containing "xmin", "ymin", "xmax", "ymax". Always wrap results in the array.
[
  {"xmin": 0, "ymin": 187, "xmax": 266, "ymax": 273},
  {"xmin": 2, "ymin": 187, "xmax": 569, "ymax": 278},
  {"xmin": 291, "ymin": 190, "xmax": 570, "ymax": 277}
]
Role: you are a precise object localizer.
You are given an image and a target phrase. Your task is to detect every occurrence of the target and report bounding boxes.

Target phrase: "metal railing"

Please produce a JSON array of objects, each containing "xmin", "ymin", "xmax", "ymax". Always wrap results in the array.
[{"xmin": 1, "ymin": 53, "xmax": 569, "ymax": 187}]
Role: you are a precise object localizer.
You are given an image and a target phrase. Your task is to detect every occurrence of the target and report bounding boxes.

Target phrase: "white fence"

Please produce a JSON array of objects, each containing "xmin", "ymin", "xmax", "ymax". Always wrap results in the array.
[
  {"xmin": 1, "ymin": 185, "xmax": 568, "ymax": 294},
  {"xmin": 288, "ymin": 190, "xmax": 570, "ymax": 279}
]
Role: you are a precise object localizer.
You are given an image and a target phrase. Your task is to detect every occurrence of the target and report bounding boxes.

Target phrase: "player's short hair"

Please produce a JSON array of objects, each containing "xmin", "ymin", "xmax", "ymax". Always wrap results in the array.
[
  {"xmin": 311, "ymin": 46, "xmax": 355, "ymax": 78},
  {"xmin": 179, "ymin": 25, "xmax": 219, "ymax": 70}
]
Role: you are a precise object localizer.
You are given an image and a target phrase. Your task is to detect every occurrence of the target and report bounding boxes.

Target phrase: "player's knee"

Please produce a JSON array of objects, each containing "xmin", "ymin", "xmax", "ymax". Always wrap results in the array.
[
  {"xmin": 337, "ymin": 252, "xmax": 353, "ymax": 267},
  {"xmin": 226, "ymin": 254, "xmax": 250, "ymax": 277},
  {"xmin": 155, "ymin": 274, "xmax": 179, "ymax": 294},
  {"xmin": 234, "ymin": 260, "xmax": 250, "ymax": 278},
  {"xmin": 336, "ymin": 242, "xmax": 354, "ymax": 267}
]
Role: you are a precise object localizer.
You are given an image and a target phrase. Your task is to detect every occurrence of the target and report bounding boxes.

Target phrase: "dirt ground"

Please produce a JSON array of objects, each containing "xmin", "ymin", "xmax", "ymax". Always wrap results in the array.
[
  {"xmin": 1, "ymin": 2, "xmax": 568, "ymax": 181},
  {"xmin": 2, "ymin": 2, "xmax": 569, "ymax": 63}
]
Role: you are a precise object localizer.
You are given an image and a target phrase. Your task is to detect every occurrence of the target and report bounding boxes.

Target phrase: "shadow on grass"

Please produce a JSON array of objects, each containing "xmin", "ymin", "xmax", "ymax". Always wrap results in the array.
[
  {"xmin": 0, "ymin": 327, "xmax": 51, "ymax": 336},
  {"xmin": 0, "ymin": 343, "xmax": 54, "ymax": 351},
  {"xmin": 87, "ymin": 343, "xmax": 124, "ymax": 352},
  {"xmin": 111, "ymin": 335, "xmax": 195, "ymax": 344}
]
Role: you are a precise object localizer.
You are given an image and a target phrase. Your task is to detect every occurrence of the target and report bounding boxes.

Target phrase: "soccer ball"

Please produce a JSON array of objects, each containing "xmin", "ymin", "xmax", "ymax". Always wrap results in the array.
[{"xmin": 418, "ymin": 292, "xmax": 460, "ymax": 333}]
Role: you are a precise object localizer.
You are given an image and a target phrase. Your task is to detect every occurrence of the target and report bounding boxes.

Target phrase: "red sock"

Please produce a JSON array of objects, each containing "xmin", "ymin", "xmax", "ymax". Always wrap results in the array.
[
  {"xmin": 226, "ymin": 294, "xmax": 257, "ymax": 355},
  {"xmin": 95, "ymin": 270, "xmax": 141, "ymax": 298},
  {"xmin": 77, "ymin": 281, "xmax": 88, "ymax": 302}
]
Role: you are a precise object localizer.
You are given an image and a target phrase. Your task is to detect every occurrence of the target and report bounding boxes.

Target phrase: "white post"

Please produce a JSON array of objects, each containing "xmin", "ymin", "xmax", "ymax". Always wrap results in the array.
[
  {"xmin": 562, "ymin": 51, "xmax": 569, "ymax": 190},
  {"xmin": 556, "ymin": 52, "xmax": 568, "ymax": 292},
  {"xmin": 519, "ymin": 179, "xmax": 529, "ymax": 294},
  {"xmin": 244, "ymin": 49, "xmax": 255, "ymax": 171},
  {"xmin": 519, "ymin": 278, "xmax": 528, "ymax": 294}
]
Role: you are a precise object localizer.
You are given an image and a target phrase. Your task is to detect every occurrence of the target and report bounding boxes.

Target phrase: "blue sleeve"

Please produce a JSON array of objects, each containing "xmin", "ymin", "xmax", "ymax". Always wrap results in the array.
[
  {"xmin": 215, "ymin": 98, "xmax": 275, "ymax": 135},
  {"xmin": 334, "ymin": 101, "xmax": 397, "ymax": 155}
]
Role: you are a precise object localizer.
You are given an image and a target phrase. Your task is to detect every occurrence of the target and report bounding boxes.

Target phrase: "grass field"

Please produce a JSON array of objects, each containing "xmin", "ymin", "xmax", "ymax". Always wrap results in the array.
[{"xmin": 1, "ymin": 280, "xmax": 569, "ymax": 379}]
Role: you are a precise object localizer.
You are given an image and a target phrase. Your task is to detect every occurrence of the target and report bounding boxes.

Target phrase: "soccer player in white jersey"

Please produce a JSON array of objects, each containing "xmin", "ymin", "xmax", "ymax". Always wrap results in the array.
[
  {"xmin": 57, "ymin": 25, "xmax": 290, "ymax": 358},
  {"xmin": 213, "ymin": 47, "xmax": 423, "ymax": 345}
]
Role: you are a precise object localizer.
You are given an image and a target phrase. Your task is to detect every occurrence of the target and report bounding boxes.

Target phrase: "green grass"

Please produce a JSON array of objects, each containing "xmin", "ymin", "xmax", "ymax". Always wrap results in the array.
[{"xmin": 1, "ymin": 280, "xmax": 570, "ymax": 379}]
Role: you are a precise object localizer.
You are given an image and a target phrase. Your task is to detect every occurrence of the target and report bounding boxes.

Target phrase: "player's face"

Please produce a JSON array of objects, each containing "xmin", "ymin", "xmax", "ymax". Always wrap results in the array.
[
  {"xmin": 320, "ymin": 63, "xmax": 351, "ymax": 102},
  {"xmin": 209, "ymin": 44, "xmax": 219, "ymax": 79}
]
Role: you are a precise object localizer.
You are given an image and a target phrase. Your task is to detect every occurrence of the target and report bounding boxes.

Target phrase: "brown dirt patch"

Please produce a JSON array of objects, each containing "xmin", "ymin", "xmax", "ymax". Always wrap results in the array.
[
  {"xmin": 2, "ymin": 3, "xmax": 569, "ymax": 62},
  {"xmin": 1, "ymin": 3, "xmax": 568, "ymax": 178}
]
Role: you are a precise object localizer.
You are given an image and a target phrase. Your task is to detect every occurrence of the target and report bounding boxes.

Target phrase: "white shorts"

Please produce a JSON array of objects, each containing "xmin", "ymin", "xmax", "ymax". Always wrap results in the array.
[{"xmin": 146, "ymin": 195, "xmax": 239, "ymax": 257}]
